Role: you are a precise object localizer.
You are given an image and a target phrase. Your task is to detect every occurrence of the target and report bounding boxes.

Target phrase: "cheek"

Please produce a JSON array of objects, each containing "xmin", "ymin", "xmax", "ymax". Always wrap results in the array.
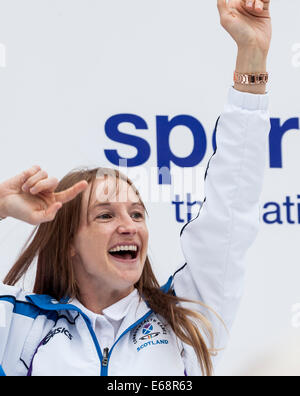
[
  {"xmin": 141, "ymin": 227, "xmax": 149, "ymax": 251},
  {"xmin": 75, "ymin": 227, "xmax": 110, "ymax": 258}
]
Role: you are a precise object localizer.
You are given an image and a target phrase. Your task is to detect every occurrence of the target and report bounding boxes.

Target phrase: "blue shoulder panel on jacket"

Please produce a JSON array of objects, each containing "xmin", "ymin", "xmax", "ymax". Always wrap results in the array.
[
  {"xmin": 0, "ymin": 296, "xmax": 40, "ymax": 319},
  {"xmin": 0, "ymin": 365, "xmax": 6, "ymax": 376},
  {"xmin": 26, "ymin": 294, "xmax": 77, "ymax": 311},
  {"xmin": 25, "ymin": 294, "xmax": 57, "ymax": 309},
  {"xmin": 160, "ymin": 276, "xmax": 173, "ymax": 293},
  {"xmin": 0, "ymin": 295, "xmax": 57, "ymax": 321}
]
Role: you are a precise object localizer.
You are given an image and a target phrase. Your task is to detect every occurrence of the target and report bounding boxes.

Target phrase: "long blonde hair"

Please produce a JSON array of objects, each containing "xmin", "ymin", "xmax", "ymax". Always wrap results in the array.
[{"xmin": 4, "ymin": 167, "xmax": 218, "ymax": 376}]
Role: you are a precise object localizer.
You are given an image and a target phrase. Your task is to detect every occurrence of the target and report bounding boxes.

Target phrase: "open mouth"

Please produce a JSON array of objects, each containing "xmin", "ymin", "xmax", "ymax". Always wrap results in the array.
[{"xmin": 108, "ymin": 247, "xmax": 139, "ymax": 261}]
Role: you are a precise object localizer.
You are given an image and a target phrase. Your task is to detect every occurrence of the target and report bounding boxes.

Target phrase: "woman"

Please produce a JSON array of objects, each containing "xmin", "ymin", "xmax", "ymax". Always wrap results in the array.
[{"xmin": 0, "ymin": 0, "xmax": 272, "ymax": 376}]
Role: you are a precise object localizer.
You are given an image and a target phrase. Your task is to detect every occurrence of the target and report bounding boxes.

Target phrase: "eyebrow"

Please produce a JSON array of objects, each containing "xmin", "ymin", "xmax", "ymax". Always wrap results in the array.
[{"xmin": 89, "ymin": 202, "xmax": 145, "ymax": 212}]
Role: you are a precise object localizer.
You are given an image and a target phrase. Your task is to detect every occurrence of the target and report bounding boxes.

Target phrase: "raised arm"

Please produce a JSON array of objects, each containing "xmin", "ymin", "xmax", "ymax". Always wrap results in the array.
[
  {"xmin": 172, "ymin": 0, "xmax": 272, "ymax": 373},
  {"xmin": 219, "ymin": 0, "xmax": 272, "ymax": 94}
]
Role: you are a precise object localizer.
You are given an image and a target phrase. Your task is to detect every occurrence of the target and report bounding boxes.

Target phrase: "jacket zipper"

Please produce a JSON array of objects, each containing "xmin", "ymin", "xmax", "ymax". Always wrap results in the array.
[
  {"xmin": 100, "ymin": 309, "xmax": 153, "ymax": 376},
  {"xmin": 102, "ymin": 347, "xmax": 109, "ymax": 367}
]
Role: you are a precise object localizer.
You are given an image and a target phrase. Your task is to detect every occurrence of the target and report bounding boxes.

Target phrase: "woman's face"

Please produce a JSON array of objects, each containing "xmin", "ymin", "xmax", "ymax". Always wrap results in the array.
[{"xmin": 71, "ymin": 176, "xmax": 149, "ymax": 294}]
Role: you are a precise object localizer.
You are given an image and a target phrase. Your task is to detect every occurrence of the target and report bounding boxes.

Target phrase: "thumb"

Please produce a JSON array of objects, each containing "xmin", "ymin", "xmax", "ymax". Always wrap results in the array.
[{"xmin": 217, "ymin": 0, "xmax": 228, "ymax": 17}]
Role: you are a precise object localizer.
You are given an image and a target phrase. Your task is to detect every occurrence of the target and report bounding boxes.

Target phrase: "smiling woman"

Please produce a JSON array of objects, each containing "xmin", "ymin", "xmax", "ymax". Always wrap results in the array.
[
  {"xmin": 3, "ymin": 168, "xmax": 150, "ymax": 303},
  {"xmin": 2, "ymin": 167, "xmax": 217, "ymax": 376},
  {"xmin": 0, "ymin": 0, "xmax": 272, "ymax": 377}
]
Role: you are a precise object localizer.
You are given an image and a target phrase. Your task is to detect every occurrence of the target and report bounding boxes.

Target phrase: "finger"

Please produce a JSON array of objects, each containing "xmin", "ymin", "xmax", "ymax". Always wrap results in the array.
[
  {"xmin": 244, "ymin": 0, "xmax": 269, "ymax": 11},
  {"xmin": 254, "ymin": 0, "xmax": 264, "ymax": 11},
  {"xmin": 22, "ymin": 170, "xmax": 48, "ymax": 193},
  {"xmin": 32, "ymin": 202, "xmax": 63, "ymax": 225},
  {"xmin": 262, "ymin": 0, "xmax": 270, "ymax": 11},
  {"xmin": 55, "ymin": 181, "xmax": 89, "ymax": 204},
  {"xmin": 29, "ymin": 177, "xmax": 59, "ymax": 195},
  {"xmin": 12, "ymin": 165, "xmax": 41, "ymax": 187},
  {"xmin": 244, "ymin": 0, "xmax": 253, "ymax": 9},
  {"xmin": 217, "ymin": 0, "xmax": 228, "ymax": 17}
]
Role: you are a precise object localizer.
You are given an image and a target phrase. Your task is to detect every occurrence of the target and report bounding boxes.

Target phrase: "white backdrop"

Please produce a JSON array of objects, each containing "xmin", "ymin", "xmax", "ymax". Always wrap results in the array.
[{"xmin": 0, "ymin": 0, "xmax": 300, "ymax": 376}]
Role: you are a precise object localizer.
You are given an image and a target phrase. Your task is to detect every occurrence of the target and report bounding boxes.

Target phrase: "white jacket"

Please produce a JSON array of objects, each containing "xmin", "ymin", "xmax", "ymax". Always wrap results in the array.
[{"xmin": 0, "ymin": 87, "xmax": 270, "ymax": 376}]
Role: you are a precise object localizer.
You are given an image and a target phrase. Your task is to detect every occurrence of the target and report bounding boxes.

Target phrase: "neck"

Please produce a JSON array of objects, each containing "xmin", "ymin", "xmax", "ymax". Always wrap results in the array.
[{"xmin": 76, "ymin": 277, "xmax": 135, "ymax": 314}]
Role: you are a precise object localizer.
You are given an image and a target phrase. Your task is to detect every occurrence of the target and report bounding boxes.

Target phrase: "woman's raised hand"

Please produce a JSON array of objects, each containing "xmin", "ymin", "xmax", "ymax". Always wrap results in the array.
[
  {"xmin": 0, "ymin": 166, "xmax": 88, "ymax": 225},
  {"xmin": 217, "ymin": 0, "xmax": 272, "ymax": 55},
  {"xmin": 217, "ymin": 0, "xmax": 272, "ymax": 94}
]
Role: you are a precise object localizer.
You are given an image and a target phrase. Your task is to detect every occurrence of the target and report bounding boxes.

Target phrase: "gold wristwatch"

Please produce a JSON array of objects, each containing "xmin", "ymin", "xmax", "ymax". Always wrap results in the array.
[{"xmin": 234, "ymin": 71, "xmax": 269, "ymax": 85}]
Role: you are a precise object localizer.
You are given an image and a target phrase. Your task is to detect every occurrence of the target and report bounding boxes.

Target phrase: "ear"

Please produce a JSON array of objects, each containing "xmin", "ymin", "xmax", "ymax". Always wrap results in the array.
[{"xmin": 70, "ymin": 244, "xmax": 77, "ymax": 258}]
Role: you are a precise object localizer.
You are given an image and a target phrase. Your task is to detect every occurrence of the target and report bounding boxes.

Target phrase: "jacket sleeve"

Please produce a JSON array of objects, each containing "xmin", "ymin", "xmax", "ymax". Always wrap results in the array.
[
  {"xmin": 0, "ymin": 282, "xmax": 35, "ymax": 375},
  {"xmin": 172, "ymin": 87, "xmax": 270, "ymax": 370}
]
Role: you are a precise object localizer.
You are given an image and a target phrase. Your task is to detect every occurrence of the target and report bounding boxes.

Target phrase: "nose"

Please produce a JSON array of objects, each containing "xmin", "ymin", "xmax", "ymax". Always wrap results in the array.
[{"xmin": 117, "ymin": 214, "xmax": 137, "ymax": 235}]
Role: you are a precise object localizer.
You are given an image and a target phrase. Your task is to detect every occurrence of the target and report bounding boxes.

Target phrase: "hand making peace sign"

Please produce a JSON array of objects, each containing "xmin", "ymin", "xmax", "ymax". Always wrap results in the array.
[{"xmin": 0, "ymin": 166, "xmax": 88, "ymax": 225}]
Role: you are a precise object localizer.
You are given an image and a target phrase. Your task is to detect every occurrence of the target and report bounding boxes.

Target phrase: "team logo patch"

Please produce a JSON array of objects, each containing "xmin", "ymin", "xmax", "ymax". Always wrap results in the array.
[
  {"xmin": 139, "ymin": 323, "xmax": 160, "ymax": 340},
  {"xmin": 132, "ymin": 317, "xmax": 169, "ymax": 352}
]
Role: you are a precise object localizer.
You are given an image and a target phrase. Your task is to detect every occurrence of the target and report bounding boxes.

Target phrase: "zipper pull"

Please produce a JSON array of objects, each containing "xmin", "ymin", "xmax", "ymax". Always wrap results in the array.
[{"xmin": 102, "ymin": 347, "xmax": 109, "ymax": 367}]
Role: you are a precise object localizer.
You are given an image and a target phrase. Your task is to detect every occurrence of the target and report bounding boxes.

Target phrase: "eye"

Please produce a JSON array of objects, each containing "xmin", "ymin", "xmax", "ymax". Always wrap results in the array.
[
  {"xmin": 96, "ymin": 213, "xmax": 113, "ymax": 220},
  {"xmin": 131, "ymin": 211, "xmax": 144, "ymax": 220}
]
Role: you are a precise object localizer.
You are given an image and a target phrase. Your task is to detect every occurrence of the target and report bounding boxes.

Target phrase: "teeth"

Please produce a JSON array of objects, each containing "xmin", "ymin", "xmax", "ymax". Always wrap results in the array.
[{"xmin": 109, "ymin": 245, "xmax": 138, "ymax": 253}]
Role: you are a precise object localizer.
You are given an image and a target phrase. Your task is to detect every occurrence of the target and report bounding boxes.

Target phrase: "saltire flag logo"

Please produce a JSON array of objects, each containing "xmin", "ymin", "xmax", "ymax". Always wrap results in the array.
[{"xmin": 139, "ymin": 322, "xmax": 160, "ymax": 341}]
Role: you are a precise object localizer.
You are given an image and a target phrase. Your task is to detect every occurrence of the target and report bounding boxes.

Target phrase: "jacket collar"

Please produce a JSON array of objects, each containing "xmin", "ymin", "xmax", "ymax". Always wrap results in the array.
[
  {"xmin": 25, "ymin": 276, "xmax": 173, "ymax": 322},
  {"xmin": 69, "ymin": 288, "xmax": 139, "ymax": 330}
]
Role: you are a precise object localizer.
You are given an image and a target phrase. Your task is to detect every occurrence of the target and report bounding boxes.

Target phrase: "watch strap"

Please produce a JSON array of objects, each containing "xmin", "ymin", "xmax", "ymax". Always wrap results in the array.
[{"xmin": 234, "ymin": 71, "xmax": 269, "ymax": 85}]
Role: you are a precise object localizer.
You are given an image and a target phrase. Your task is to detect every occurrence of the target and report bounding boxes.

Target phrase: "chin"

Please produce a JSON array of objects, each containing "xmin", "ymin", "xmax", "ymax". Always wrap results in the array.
[{"xmin": 119, "ymin": 271, "xmax": 143, "ymax": 287}]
